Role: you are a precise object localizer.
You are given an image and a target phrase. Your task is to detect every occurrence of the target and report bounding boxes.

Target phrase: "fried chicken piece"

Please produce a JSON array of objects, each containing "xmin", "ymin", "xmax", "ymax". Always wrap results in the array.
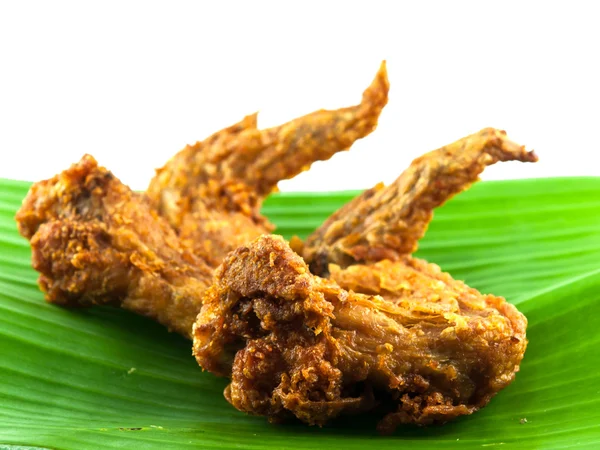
[
  {"xmin": 193, "ymin": 235, "xmax": 527, "ymax": 433},
  {"xmin": 16, "ymin": 155, "xmax": 213, "ymax": 338},
  {"xmin": 147, "ymin": 61, "xmax": 389, "ymax": 266},
  {"xmin": 301, "ymin": 128, "xmax": 538, "ymax": 275}
]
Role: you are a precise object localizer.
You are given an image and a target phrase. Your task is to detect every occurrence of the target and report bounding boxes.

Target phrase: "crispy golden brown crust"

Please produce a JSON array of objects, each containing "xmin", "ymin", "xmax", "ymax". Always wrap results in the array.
[
  {"xmin": 147, "ymin": 62, "xmax": 389, "ymax": 266},
  {"xmin": 193, "ymin": 235, "xmax": 527, "ymax": 433},
  {"xmin": 16, "ymin": 155, "xmax": 212, "ymax": 337},
  {"xmin": 302, "ymin": 128, "xmax": 538, "ymax": 275}
]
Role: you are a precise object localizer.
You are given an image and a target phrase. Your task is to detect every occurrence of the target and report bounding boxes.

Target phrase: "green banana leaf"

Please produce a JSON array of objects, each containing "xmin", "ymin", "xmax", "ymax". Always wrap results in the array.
[{"xmin": 1, "ymin": 177, "xmax": 599, "ymax": 449}]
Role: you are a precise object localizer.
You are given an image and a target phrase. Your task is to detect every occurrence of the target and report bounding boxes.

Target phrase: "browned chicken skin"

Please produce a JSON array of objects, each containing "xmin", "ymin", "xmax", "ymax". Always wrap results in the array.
[
  {"xmin": 147, "ymin": 61, "xmax": 389, "ymax": 267},
  {"xmin": 193, "ymin": 235, "xmax": 527, "ymax": 433}
]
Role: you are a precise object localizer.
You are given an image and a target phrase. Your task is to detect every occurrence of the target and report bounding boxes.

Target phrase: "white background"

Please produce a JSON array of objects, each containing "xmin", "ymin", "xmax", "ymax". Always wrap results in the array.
[{"xmin": 1, "ymin": 1, "xmax": 598, "ymax": 192}]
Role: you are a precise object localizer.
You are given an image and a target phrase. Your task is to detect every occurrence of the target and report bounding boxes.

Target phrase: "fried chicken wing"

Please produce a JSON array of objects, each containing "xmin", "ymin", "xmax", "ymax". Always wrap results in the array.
[
  {"xmin": 16, "ymin": 155, "xmax": 213, "ymax": 338},
  {"xmin": 193, "ymin": 235, "xmax": 527, "ymax": 433},
  {"xmin": 192, "ymin": 130, "xmax": 534, "ymax": 430},
  {"xmin": 301, "ymin": 128, "xmax": 538, "ymax": 275},
  {"xmin": 15, "ymin": 63, "xmax": 389, "ymax": 335},
  {"xmin": 147, "ymin": 61, "xmax": 389, "ymax": 266}
]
